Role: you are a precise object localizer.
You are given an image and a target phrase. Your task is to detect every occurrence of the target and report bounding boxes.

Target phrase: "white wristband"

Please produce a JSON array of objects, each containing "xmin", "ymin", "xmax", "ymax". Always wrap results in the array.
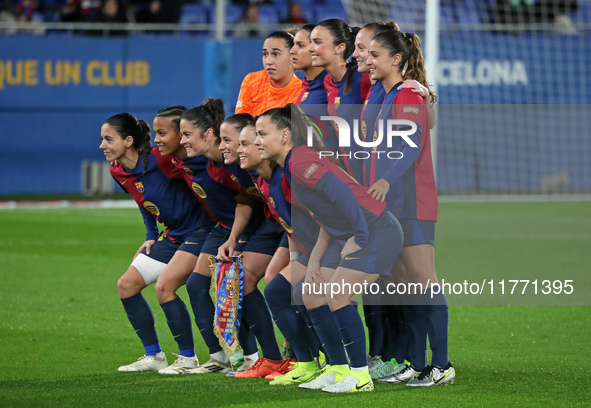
[{"xmin": 289, "ymin": 251, "xmax": 300, "ymax": 261}]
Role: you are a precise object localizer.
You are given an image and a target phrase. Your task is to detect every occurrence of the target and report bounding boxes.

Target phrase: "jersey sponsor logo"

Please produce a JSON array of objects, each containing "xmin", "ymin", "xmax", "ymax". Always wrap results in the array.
[
  {"xmin": 120, "ymin": 179, "xmax": 127, "ymax": 185},
  {"xmin": 238, "ymin": 239, "xmax": 248, "ymax": 244},
  {"xmin": 303, "ymin": 164, "xmax": 318, "ymax": 179},
  {"xmin": 184, "ymin": 241, "xmax": 199, "ymax": 245},
  {"xmin": 301, "ymin": 92, "xmax": 309, "ymax": 102},
  {"xmin": 344, "ymin": 256, "xmax": 359, "ymax": 261},
  {"xmin": 191, "ymin": 182, "xmax": 207, "ymax": 198},
  {"xmin": 143, "ymin": 201, "xmax": 160, "ymax": 215},
  {"xmin": 279, "ymin": 217, "xmax": 292, "ymax": 233},
  {"xmin": 403, "ymin": 106, "xmax": 419, "ymax": 115},
  {"xmin": 135, "ymin": 182, "xmax": 144, "ymax": 193}
]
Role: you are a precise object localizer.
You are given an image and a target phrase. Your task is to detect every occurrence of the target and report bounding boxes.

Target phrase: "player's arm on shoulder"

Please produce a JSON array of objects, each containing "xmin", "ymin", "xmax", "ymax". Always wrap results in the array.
[{"xmin": 397, "ymin": 80, "xmax": 436, "ymax": 128}]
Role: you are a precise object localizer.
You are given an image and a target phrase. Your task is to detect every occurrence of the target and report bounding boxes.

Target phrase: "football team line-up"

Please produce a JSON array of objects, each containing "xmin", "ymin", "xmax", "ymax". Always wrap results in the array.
[{"xmin": 98, "ymin": 18, "xmax": 453, "ymax": 393}]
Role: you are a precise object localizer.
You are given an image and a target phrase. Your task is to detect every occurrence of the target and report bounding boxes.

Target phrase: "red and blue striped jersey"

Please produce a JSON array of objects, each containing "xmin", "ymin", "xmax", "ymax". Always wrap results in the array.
[
  {"xmin": 298, "ymin": 70, "xmax": 338, "ymax": 154},
  {"xmin": 360, "ymin": 81, "xmax": 386, "ymax": 186},
  {"xmin": 208, "ymin": 160, "xmax": 262, "ymax": 201},
  {"xmin": 110, "ymin": 147, "xmax": 213, "ymax": 242},
  {"xmin": 172, "ymin": 155, "xmax": 241, "ymax": 231},
  {"xmin": 324, "ymin": 67, "xmax": 371, "ymax": 183},
  {"xmin": 366, "ymin": 84, "xmax": 437, "ymax": 221},
  {"xmin": 289, "ymin": 145, "xmax": 385, "ymax": 248}
]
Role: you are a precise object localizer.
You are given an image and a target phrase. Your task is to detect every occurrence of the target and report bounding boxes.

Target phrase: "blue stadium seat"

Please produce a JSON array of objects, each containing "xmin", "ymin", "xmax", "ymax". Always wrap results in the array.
[
  {"xmin": 571, "ymin": 0, "xmax": 591, "ymax": 25},
  {"xmin": 257, "ymin": 5, "xmax": 280, "ymax": 27},
  {"xmin": 388, "ymin": 5, "xmax": 419, "ymax": 29},
  {"xmin": 314, "ymin": 5, "xmax": 349, "ymax": 23},
  {"xmin": 439, "ymin": 3, "xmax": 456, "ymax": 30},
  {"xmin": 274, "ymin": 2, "xmax": 315, "ymax": 24},
  {"xmin": 180, "ymin": 4, "xmax": 209, "ymax": 25},
  {"xmin": 456, "ymin": 5, "xmax": 484, "ymax": 36},
  {"xmin": 208, "ymin": 5, "xmax": 244, "ymax": 25}
]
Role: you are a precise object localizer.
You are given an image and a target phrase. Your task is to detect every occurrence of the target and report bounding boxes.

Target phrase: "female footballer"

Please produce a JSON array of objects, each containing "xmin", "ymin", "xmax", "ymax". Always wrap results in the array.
[
  {"xmin": 365, "ymin": 30, "xmax": 454, "ymax": 387},
  {"xmin": 256, "ymin": 105, "xmax": 404, "ymax": 393},
  {"xmin": 176, "ymin": 99, "xmax": 286, "ymax": 376},
  {"xmin": 100, "ymin": 113, "xmax": 213, "ymax": 373},
  {"xmin": 235, "ymin": 31, "xmax": 302, "ymax": 117}
]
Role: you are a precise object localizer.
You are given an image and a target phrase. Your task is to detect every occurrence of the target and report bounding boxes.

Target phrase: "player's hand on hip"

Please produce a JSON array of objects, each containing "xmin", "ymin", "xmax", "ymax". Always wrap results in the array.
[
  {"xmin": 341, "ymin": 236, "xmax": 362, "ymax": 259},
  {"xmin": 367, "ymin": 178, "xmax": 390, "ymax": 202},
  {"xmin": 134, "ymin": 239, "xmax": 156, "ymax": 259}
]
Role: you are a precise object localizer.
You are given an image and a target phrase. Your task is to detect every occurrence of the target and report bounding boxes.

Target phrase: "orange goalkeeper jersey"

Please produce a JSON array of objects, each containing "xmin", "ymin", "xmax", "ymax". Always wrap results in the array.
[{"xmin": 235, "ymin": 70, "xmax": 302, "ymax": 116}]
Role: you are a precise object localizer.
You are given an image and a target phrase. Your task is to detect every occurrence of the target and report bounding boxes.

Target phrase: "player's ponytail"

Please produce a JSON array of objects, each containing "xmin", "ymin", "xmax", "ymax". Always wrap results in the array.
[
  {"xmin": 372, "ymin": 31, "xmax": 437, "ymax": 104},
  {"xmin": 405, "ymin": 33, "xmax": 437, "ymax": 104},
  {"xmin": 182, "ymin": 98, "xmax": 226, "ymax": 145},
  {"xmin": 155, "ymin": 105, "xmax": 188, "ymax": 133},
  {"xmin": 137, "ymin": 120, "xmax": 152, "ymax": 174}
]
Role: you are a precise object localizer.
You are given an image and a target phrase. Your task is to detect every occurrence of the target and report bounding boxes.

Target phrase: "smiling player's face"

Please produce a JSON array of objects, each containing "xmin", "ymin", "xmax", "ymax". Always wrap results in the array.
[
  {"xmin": 219, "ymin": 122, "xmax": 240, "ymax": 164},
  {"xmin": 100, "ymin": 123, "xmax": 130, "ymax": 162},
  {"xmin": 237, "ymin": 125, "xmax": 262, "ymax": 170},
  {"xmin": 366, "ymin": 39, "xmax": 398, "ymax": 82},
  {"xmin": 153, "ymin": 116, "xmax": 183, "ymax": 157},
  {"xmin": 353, "ymin": 27, "xmax": 373, "ymax": 74},
  {"xmin": 255, "ymin": 115, "xmax": 285, "ymax": 162},
  {"xmin": 309, "ymin": 26, "xmax": 339, "ymax": 68},
  {"xmin": 262, "ymin": 38, "xmax": 293, "ymax": 86},
  {"xmin": 180, "ymin": 119, "xmax": 209, "ymax": 158}
]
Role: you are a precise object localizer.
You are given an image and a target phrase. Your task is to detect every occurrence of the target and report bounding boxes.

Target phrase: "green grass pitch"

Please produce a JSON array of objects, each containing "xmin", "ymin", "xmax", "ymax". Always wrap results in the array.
[{"xmin": 0, "ymin": 202, "xmax": 589, "ymax": 407}]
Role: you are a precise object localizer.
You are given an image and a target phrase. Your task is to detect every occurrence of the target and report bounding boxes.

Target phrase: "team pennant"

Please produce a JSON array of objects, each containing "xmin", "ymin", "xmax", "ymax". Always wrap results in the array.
[{"xmin": 209, "ymin": 255, "xmax": 244, "ymax": 355}]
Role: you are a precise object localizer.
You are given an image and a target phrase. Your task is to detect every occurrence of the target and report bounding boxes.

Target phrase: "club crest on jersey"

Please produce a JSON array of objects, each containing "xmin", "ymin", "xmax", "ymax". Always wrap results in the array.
[
  {"xmin": 192, "ymin": 182, "xmax": 207, "ymax": 198},
  {"xmin": 135, "ymin": 182, "xmax": 144, "ymax": 193},
  {"xmin": 334, "ymin": 97, "xmax": 340, "ymax": 109},
  {"xmin": 143, "ymin": 201, "xmax": 160, "ymax": 215},
  {"xmin": 361, "ymin": 120, "xmax": 367, "ymax": 139},
  {"xmin": 230, "ymin": 174, "xmax": 239, "ymax": 184},
  {"xmin": 301, "ymin": 92, "xmax": 309, "ymax": 102},
  {"xmin": 268, "ymin": 197, "xmax": 276, "ymax": 208}
]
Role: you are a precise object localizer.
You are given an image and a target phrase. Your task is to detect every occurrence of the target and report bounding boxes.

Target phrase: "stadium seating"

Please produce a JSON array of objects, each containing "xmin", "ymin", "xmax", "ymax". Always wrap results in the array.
[{"xmin": 313, "ymin": 5, "xmax": 349, "ymax": 23}]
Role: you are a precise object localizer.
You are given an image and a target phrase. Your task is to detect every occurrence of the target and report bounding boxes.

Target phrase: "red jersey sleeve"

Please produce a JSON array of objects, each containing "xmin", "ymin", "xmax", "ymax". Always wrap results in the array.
[
  {"xmin": 393, "ymin": 90, "xmax": 428, "ymax": 130},
  {"xmin": 290, "ymin": 147, "xmax": 331, "ymax": 190}
]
